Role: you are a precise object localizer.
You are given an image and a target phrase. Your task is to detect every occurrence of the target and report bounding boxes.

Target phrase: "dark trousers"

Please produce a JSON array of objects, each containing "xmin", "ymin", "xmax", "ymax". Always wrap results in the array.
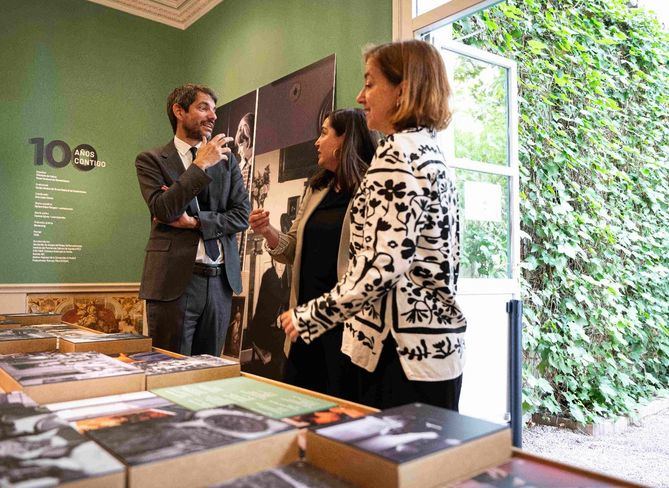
[
  {"xmin": 283, "ymin": 326, "xmax": 357, "ymax": 402},
  {"xmin": 147, "ymin": 271, "xmax": 232, "ymax": 356},
  {"xmin": 356, "ymin": 336, "xmax": 462, "ymax": 411}
]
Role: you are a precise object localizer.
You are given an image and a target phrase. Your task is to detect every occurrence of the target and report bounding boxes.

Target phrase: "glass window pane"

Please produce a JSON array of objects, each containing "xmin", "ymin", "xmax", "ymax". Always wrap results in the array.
[
  {"xmin": 444, "ymin": 51, "xmax": 509, "ymax": 167},
  {"xmin": 456, "ymin": 169, "xmax": 510, "ymax": 278},
  {"xmin": 414, "ymin": 0, "xmax": 451, "ymax": 17}
]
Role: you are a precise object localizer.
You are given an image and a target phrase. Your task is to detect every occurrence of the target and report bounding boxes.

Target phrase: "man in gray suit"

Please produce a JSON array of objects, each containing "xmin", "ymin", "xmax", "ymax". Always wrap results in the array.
[{"xmin": 136, "ymin": 83, "xmax": 249, "ymax": 356}]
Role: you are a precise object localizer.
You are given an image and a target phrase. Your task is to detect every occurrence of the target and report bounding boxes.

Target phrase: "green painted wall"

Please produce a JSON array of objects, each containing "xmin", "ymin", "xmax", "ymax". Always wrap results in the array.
[
  {"xmin": 0, "ymin": 0, "xmax": 183, "ymax": 283},
  {"xmin": 0, "ymin": 0, "xmax": 391, "ymax": 284},
  {"xmin": 184, "ymin": 0, "xmax": 392, "ymax": 107}
]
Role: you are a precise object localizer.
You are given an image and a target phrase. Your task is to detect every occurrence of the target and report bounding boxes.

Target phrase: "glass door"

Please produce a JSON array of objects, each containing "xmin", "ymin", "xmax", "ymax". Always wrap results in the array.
[
  {"xmin": 428, "ymin": 34, "xmax": 520, "ymax": 422},
  {"xmin": 438, "ymin": 40, "xmax": 520, "ymax": 295}
]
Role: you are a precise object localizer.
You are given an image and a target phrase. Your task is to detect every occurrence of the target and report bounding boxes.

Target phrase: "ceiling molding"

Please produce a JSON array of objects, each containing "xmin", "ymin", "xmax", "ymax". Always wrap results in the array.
[{"xmin": 87, "ymin": 0, "xmax": 223, "ymax": 30}]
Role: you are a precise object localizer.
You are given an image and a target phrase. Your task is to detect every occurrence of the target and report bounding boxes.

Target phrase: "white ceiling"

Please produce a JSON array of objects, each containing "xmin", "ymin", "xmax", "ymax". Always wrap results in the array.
[{"xmin": 87, "ymin": 0, "xmax": 224, "ymax": 30}]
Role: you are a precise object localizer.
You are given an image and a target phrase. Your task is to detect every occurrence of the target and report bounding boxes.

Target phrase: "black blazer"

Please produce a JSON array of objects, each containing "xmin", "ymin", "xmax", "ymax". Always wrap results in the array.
[{"xmin": 135, "ymin": 140, "xmax": 249, "ymax": 300}]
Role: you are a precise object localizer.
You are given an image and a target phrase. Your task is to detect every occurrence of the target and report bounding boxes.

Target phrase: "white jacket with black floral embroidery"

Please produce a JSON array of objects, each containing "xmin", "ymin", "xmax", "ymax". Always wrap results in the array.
[{"xmin": 292, "ymin": 127, "xmax": 466, "ymax": 381}]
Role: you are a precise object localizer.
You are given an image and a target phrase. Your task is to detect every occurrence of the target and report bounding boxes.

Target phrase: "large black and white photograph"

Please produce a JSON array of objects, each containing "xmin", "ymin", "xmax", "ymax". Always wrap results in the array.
[
  {"xmin": 0, "ymin": 351, "xmax": 141, "ymax": 386},
  {"xmin": 223, "ymin": 295, "xmax": 245, "ymax": 359},
  {"xmin": 216, "ymin": 461, "xmax": 355, "ymax": 488},
  {"xmin": 210, "ymin": 91, "xmax": 258, "ymax": 359},
  {"xmin": 87, "ymin": 404, "xmax": 294, "ymax": 466},
  {"xmin": 315, "ymin": 403, "xmax": 507, "ymax": 464},
  {"xmin": 213, "ymin": 90, "xmax": 258, "ymax": 268},
  {"xmin": 241, "ymin": 55, "xmax": 335, "ymax": 381},
  {"xmin": 0, "ymin": 422, "xmax": 124, "ymax": 486}
]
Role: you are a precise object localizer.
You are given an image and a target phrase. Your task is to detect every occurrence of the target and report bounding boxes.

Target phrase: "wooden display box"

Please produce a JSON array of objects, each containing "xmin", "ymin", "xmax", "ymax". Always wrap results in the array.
[
  {"xmin": 59, "ymin": 334, "xmax": 153, "ymax": 355},
  {"xmin": 86, "ymin": 404, "xmax": 300, "ymax": 488},
  {"xmin": 450, "ymin": 449, "xmax": 643, "ymax": 487},
  {"xmin": 127, "ymin": 429, "xmax": 298, "ymax": 488},
  {"xmin": 0, "ymin": 321, "xmax": 21, "ymax": 330},
  {"xmin": 144, "ymin": 359, "xmax": 240, "ymax": 390},
  {"xmin": 0, "ymin": 312, "xmax": 62, "ymax": 325},
  {"xmin": 115, "ymin": 348, "xmax": 241, "ymax": 390},
  {"xmin": 0, "ymin": 352, "xmax": 145, "ymax": 404},
  {"xmin": 0, "ymin": 335, "xmax": 57, "ymax": 355},
  {"xmin": 306, "ymin": 403, "xmax": 511, "ymax": 488},
  {"xmin": 55, "ymin": 472, "xmax": 124, "ymax": 488}
]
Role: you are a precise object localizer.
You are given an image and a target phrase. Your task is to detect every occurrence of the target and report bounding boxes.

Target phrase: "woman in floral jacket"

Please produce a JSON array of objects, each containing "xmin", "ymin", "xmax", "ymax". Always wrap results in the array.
[{"xmin": 280, "ymin": 40, "xmax": 467, "ymax": 410}]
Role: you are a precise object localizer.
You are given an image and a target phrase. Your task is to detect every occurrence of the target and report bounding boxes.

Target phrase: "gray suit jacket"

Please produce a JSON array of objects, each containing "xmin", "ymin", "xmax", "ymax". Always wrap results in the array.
[{"xmin": 136, "ymin": 140, "xmax": 249, "ymax": 301}]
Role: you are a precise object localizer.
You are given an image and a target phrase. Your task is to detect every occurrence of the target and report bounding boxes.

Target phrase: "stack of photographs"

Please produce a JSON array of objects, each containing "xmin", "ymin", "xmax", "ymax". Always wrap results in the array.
[
  {"xmin": 45, "ymin": 390, "xmax": 184, "ymax": 433},
  {"xmin": 23, "ymin": 324, "xmax": 81, "ymax": 335},
  {"xmin": 0, "ymin": 327, "xmax": 57, "ymax": 354},
  {"xmin": 151, "ymin": 376, "xmax": 337, "ymax": 419},
  {"xmin": 0, "ymin": 402, "xmax": 125, "ymax": 487},
  {"xmin": 215, "ymin": 461, "xmax": 355, "ymax": 488},
  {"xmin": 113, "ymin": 352, "xmax": 240, "ymax": 389},
  {"xmin": 15, "ymin": 323, "xmax": 83, "ymax": 347},
  {"xmin": 0, "ymin": 312, "xmax": 62, "ymax": 325},
  {"xmin": 0, "ymin": 351, "xmax": 145, "ymax": 404},
  {"xmin": 58, "ymin": 330, "xmax": 152, "ymax": 355},
  {"xmin": 306, "ymin": 403, "xmax": 512, "ymax": 488},
  {"xmin": 0, "ymin": 320, "xmax": 21, "ymax": 331},
  {"xmin": 87, "ymin": 404, "xmax": 299, "ymax": 487}
]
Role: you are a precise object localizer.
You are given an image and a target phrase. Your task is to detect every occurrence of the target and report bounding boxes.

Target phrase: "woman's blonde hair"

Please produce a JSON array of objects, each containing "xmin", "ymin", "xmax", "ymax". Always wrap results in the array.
[{"xmin": 364, "ymin": 40, "xmax": 453, "ymax": 132}]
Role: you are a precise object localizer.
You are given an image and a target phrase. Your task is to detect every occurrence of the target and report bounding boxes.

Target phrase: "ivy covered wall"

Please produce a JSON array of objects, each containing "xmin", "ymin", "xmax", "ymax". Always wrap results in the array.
[{"xmin": 454, "ymin": 0, "xmax": 669, "ymax": 421}]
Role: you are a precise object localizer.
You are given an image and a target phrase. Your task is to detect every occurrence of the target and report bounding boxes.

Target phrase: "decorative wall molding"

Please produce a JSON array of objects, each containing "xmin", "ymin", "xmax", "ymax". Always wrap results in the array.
[
  {"xmin": 0, "ymin": 283, "xmax": 140, "ymax": 294},
  {"xmin": 87, "ymin": 0, "xmax": 224, "ymax": 30},
  {"xmin": 27, "ymin": 293, "xmax": 144, "ymax": 334}
]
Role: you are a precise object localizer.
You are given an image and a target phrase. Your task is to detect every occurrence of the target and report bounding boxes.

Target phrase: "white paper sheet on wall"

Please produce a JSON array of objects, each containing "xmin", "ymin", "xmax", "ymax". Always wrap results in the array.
[{"xmin": 463, "ymin": 181, "xmax": 502, "ymax": 222}]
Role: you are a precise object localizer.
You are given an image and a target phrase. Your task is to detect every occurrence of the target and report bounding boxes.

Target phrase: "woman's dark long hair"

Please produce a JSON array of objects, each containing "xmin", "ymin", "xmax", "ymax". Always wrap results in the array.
[{"xmin": 309, "ymin": 108, "xmax": 378, "ymax": 194}]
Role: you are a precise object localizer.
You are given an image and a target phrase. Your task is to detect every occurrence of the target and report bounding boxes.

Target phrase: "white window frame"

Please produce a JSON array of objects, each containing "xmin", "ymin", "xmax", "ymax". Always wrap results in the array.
[
  {"xmin": 393, "ymin": 0, "xmax": 520, "ymax": 298},
  {"xmin": 393, "ymin": 0, "xmax": 504, "ymax": 40},
  {"xmin": 440, "ymin": 40, "xmax": 520, "ymax": 295}
]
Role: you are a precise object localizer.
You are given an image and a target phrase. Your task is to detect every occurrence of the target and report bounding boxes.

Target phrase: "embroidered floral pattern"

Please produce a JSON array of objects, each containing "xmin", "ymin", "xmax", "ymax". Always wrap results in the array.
[{"xmin": 293, "ymin": 128, "xmax": 467, "ymax": 380}]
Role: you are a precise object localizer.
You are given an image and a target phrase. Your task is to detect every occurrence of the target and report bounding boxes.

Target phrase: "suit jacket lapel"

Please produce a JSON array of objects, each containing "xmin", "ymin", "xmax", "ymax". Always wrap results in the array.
[
  {"xmin": 205, "ymin": 159, "xmax": 224, "ymax": 210},
  {"xmin": 161, "ymin": 141, "xmax": 186, "ymax": 183}
]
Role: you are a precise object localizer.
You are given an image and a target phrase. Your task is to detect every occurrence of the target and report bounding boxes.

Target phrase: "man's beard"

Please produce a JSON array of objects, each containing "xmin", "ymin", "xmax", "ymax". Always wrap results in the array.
[{"xmin": 185, "ymin": 121, "xmax": 211, "ymax": 141}]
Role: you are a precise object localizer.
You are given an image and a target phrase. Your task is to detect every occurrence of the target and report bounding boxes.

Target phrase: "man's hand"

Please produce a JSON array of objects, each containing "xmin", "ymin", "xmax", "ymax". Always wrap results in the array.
[
  {"xmin": 278, "ymin": 310, "xmax": 299, "ymax": 343},
  {"xmin": 193, "ymin": 134, "xmax": 234, "ymax": 170},
  {"xmin": 153, "ymin": 212, "xmax": 199, "ymax": 229}
]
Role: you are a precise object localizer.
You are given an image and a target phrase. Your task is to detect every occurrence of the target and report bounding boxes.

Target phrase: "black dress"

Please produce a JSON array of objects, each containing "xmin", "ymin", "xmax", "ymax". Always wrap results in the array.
[{"xmin": 282, "ymin": 186, "xmax": 356, "ymax": 400}]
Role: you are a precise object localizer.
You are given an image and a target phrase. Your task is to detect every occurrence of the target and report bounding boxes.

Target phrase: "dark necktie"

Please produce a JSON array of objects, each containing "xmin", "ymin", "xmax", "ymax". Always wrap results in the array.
[{"xmin": 190, "ymin": 146, "xmax": 220, "ymax": 261}]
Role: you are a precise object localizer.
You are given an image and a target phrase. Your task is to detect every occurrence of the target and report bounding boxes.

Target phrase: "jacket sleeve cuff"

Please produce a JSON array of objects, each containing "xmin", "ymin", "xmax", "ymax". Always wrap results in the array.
[{"xmin": 264, "ymin": 232, "xmax": 290, "ymax": 256}]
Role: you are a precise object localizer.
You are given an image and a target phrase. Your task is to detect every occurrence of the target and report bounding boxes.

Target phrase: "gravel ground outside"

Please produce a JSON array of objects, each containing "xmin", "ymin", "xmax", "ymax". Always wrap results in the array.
[{"xmin": 521, "ymin": 401, "xmax": 669, "ymax": 487}]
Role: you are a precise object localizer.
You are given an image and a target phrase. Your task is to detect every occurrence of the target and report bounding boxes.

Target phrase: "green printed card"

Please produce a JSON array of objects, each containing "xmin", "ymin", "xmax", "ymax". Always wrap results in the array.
[{"xmin": 150, "ymin": 377, "xmax": 336, "ymax": 419}]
